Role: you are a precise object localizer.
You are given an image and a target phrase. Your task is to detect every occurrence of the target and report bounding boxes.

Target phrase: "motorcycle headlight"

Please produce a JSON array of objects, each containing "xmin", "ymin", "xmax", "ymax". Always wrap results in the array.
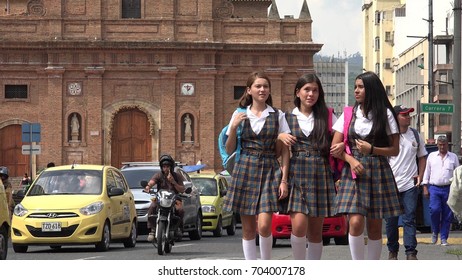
[
  {"xmin": 201, "ymin": 205, "xmax": 216, "ymax": 213},
  {"xmin": 159, "ymin": 198, "xmax": 174, "ymax": 208},
  {"xmin": 80, "ymin": 201, "xmax": 104, "ymax": 216},
  {"xmin": 14, "ymin": 203, "xmax": 28, "ymax": 217}
]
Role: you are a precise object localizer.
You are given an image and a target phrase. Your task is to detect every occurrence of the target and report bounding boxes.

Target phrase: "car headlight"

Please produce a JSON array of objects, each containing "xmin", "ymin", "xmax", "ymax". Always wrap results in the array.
[
  {"xmin": 80, "ymin": 201, "xmax": 104, "ymax": 216},
  {"xmin": 201, "ymin": 205, "xmax": 216, "ymax": 213},
  {"xmin": 13, "ymin": 203, "xmax": 28, "ymax": 217}
]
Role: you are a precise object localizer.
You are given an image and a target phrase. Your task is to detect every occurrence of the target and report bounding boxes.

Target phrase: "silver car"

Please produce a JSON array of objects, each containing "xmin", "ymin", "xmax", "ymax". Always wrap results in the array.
[{"xmin": 121, "ymin": 163, "xmax": 202, "ymax": 240}]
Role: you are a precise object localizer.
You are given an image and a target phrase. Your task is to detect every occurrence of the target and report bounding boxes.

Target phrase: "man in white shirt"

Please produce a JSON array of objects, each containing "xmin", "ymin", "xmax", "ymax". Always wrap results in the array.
[
  {"xmin": 386, "ymin": 105, "xmax": 427, "ymax": 260},
  {"xmin": 422, "ymin": 135, "xmax": 460, "ymax": 246}
]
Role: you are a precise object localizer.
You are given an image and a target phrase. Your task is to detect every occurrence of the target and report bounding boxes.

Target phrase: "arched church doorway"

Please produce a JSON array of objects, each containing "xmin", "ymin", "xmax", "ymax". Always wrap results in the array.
[{"xmin": 110, "ymin": 108, "xmax": 152, "ymax": 168}]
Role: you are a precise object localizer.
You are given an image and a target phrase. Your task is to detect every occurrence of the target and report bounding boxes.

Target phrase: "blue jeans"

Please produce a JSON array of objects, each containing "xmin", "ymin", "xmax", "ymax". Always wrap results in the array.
[
  {"xmin": 429, "ymin": 185, "xmax": 453, "ymax": 240},
  {"xmin": 385, "ymin": 186, "xmax": 418, "ymax": 255}
]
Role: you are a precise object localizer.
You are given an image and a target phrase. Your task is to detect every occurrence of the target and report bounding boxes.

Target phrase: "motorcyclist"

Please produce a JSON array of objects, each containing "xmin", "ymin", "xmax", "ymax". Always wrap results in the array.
[
  {"xmin": 0, "ymin": 166, "xmax": 14, "ymax": 218},
  {"xmin": 145, "ymin": 154, "xmax": 185, "ymax": 242}
]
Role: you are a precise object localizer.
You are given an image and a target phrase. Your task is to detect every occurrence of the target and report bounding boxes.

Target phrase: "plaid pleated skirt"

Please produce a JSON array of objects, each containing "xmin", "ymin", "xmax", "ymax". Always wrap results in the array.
[
  {"xmin": 223, "ymin": 151, "xmax": 283, "ymax": 215},
  {"xmin": 286, "ymin": 151, "xmax": 336, "ymax": 217},
  {"xmin": 335, "ymin": 151, "xmax": 403, "ymax": 219}
]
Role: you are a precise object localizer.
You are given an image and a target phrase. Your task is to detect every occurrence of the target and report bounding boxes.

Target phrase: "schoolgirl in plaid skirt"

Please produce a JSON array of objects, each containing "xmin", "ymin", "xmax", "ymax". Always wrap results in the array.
[
  {"xmin": 223, "ymin": 72, "xmax": 290, "ymax": 260},
  {"xmin": 278, "ymin": 73, "xmax": 342, "ymax": 260},
  {"xmin": 331, "ymin": 71, "xmax": 402, "ymax": 260}
]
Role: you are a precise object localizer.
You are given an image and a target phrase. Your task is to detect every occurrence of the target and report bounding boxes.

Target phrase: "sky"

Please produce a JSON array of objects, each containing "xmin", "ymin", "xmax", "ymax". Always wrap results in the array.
[{"xmin": 275, "ymin": 0, "xmax": 363, "ymax": 57}]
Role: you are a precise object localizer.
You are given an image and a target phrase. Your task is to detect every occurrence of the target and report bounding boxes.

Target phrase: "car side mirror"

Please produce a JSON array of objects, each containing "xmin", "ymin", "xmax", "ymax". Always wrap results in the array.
[
  {"xmin": 140, "ymin": 180, "xmax": 148, "ymax": 188},
  {"xmin": 220, "ymin": 189, "xmax": 227, "ymax": 197},
  {"xmin": 15, "ymin": 189, "xmax": 25, "ymax": 199},
  {"xmin": 108, "ymin": 187, "xmax": 124, "ymax": 197}
]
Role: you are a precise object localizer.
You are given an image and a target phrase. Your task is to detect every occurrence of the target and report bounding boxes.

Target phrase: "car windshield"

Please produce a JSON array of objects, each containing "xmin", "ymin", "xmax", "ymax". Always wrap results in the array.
[
  {"xmin": 121, "ymin": 169, "xmax": 160, "ymax": 189},
  {"xmin": 191, "ymin": 178, "xmax": 217, "ymax": 196},
  {"xmin": 28, "ymin": 170, "xmax": 102, "ymax": 196}
]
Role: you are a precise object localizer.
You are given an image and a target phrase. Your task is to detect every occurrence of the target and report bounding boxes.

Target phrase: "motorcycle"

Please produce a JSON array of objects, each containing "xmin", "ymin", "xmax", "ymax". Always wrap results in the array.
[{"xmin": 141, "ymin": 180, "xmax": 191, "ymax": 255}]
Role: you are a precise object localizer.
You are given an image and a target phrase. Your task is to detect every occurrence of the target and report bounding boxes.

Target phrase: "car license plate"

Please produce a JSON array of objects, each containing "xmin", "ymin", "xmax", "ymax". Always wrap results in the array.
[{"xmin": 41, "ymin": 222, "xmax": 62, "ymax": 232}]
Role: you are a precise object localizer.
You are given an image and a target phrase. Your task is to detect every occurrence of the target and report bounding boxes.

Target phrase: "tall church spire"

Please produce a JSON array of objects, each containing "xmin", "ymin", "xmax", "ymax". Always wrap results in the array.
[
  {"xmin": 299, "ymin": 0, "xmax": 312, "ymax": 20},
  {"xmin": 268, "ymin": 0, "xmax": 280, "ymax": 19}
]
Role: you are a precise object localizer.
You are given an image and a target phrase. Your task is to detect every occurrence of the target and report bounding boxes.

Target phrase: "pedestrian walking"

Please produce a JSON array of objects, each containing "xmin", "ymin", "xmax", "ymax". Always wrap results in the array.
[
  {"xmin": 422, "ymin": 135, "xmax": 459, "ymax": 246},
  {"xmin": 331, "ymin": 71, "xmax": 402, "ymax": 260},
  {"xmin": 385, "ymin": 105, "xmax": 427, "ymax": 260},
  {"xmin": 223, "ymin": 71, "xmax": 290, "ymax": 260},
  {"xmin": 278, "ymin": 73, "xmax": 342, "ymax": 259}
]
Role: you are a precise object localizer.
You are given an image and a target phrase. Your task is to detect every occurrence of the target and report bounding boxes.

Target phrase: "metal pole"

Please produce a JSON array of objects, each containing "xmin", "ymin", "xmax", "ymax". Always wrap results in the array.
[
  {"xmin": 29, "ymin": 123, "xmax": 33, "ymax": 181},
  {"xmin": 453, "ymin": 0, "xmax": 462, "ymax": 155},
  {"xmin": 428, "ymin": 0, "xmax": 434, "ymax": 141}
]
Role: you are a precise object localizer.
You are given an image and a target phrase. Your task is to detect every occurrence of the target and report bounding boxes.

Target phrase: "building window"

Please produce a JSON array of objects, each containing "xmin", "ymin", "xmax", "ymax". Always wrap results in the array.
[
  {"xmin": 5, "ymin": 85, "xmax": 28, "ymax": 99},
  {"xmin": 395, "ymin": 6, "xmax": 406, "ymax": 17},
  {"xmin": 438, "ymin": 84, "xmax": 448, "ymax": 95},
  {"xmin": 385, "ymin": 85, "xmax": 391, "ymax": 96},
  {"xmin": 375, "ymin": 37, "xmax": 380, "ymax": 51},
  {"xmin": 384, "ymin": 58, "xmax": 391, "ymax": 69},
  {"xmin": 385, "ymin": 32, "xmax": 392, "ymax": 42},
  {"xmin": 122, "ymin": 0, "xmax": 141, "ymax": 19},
  {"xmin": 234, "ymin": 86, "xmax": 245, "ymax": 100},
  {"xmin": 375, "ymin": 11, "xmax": 381, "ymax": 24}
]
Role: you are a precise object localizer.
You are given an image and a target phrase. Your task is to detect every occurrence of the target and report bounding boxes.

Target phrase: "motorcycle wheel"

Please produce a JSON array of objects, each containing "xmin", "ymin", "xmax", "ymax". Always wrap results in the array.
[
  {"xmin": 165, "ymin": 234, "xmax": 172, "ymax": 253},
  {"xmin": 157, "ymin": 221, "xmax": 166, "ymax": 255}
]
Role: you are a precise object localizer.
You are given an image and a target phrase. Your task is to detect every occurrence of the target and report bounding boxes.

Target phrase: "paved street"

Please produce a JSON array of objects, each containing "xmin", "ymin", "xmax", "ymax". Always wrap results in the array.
[
  {"xmin": 6, "ymin": 226, "xmax": 462, "ymax": 260},
  {"xmin": 274, "ymin": 230, "xmax": 462, "ymax": 260}
]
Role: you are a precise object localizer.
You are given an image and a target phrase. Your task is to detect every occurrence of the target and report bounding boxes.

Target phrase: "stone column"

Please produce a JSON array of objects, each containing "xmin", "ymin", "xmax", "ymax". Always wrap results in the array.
[
  {"xmin": 41, "ymin": 66, "xmax": 65, "ymax": 168},
  {"xmin": 197, "ymin": 68, "xmax": 217, "ymax": 167},
  {"xmin": 85, "ymin": 66, "xmax": 105, "ymax": 164},
  {"xmin": 158, "ymin": 67, "xmax": 178, "ymax": 154}
]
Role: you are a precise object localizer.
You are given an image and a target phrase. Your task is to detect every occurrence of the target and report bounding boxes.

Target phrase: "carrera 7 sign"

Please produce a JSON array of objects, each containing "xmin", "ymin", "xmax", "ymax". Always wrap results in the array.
[{"xmin": 421, "ymin": 103, "xmax": 454, "ymax": 114}]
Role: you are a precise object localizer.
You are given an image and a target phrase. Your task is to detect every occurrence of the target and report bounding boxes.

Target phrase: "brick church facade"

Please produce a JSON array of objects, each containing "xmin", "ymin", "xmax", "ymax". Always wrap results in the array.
[{"xmin": 0, "ymin": 0, "xmax": 321, "ymax": 178}]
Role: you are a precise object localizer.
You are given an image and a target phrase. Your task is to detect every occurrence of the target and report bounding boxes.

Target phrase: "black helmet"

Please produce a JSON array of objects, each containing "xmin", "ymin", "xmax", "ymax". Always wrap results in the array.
[
  {"xmin": 159, "ymin": 154, "xmax": 175, "ymax": 167},
  {"xmin": 0, "ymin": 166, "xmax": 9, "ymax": 179}
]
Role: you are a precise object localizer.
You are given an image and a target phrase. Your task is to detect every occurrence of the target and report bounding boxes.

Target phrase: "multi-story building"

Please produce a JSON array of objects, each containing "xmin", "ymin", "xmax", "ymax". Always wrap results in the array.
[
  {"xmin": 395, "ymin": 39, "xmax": 428, "ymax": 130},
  {"xmin": 0, "ymin": 0, "xmax": 322, "ymax": 177},
  {"xmin": 363, "ymin": 0, "xmax": 454, "ymax": 144},
  {"xmin": 314, "ymin": 60, "xmax": 349, "ymax": 116},
  {"xmin": 362, "ymin": 0, "xmax": 403, "ymax": 100}
]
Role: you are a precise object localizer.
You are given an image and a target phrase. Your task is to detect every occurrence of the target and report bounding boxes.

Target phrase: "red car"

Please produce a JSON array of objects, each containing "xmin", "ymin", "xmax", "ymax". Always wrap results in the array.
[{"xmin": 257, "ymin": 213, "xmax": 349, "ymax": 247}]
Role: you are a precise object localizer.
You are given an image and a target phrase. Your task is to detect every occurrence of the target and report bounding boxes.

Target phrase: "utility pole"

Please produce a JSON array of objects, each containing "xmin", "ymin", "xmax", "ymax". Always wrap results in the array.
[
  {"xmin": 453, "ymin": 0, "xmax": 461, "ymax": 155},
  {"xmin": 428, "ymin": 0, "xmax": 434, "ymax": 141}
]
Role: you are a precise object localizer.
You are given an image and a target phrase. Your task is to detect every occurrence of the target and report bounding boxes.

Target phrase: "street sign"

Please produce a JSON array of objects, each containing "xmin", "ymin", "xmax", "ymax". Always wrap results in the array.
[
  {"xmin": 22, "ymin": 123, "xmax": 41, "ymax": 142},
  {"xmin": 22, "ymin": 144, "xmax": 41, "ymax": 155},
  {"xmin": 421, "ymin": 103, "xmax": 454, "ymax": 114}
]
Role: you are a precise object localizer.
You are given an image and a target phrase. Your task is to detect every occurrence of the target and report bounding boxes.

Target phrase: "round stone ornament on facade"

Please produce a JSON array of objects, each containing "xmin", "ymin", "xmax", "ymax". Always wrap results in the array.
[
  {"xmin": 68, "ymin": 82, "xmax": 82, "ymax": 96},
  {"xmin": 181, "ymin": 83, "xmax": 195, "ymax": 95}
]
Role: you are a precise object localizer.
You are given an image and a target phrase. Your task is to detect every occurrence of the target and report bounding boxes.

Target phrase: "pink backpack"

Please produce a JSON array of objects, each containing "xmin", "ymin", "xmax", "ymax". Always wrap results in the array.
[{"xmin": 328, "ymin": 106, "xmax": 355, "ymax": 180}]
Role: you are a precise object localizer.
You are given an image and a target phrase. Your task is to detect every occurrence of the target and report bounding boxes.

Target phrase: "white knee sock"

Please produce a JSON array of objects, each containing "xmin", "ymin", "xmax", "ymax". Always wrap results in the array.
[
  {"xmin": 242, "ymin": 239, "xmax": 257, "ymax": 260},
  {"xmin": 259, "ymin": 234, "xmax": 273, "ymax": 260},
  {"xmin": 307, "ymin": 241, "xmax": 323, "ymax": 260},
  {"xmin": 305, "ymin": 238, "xmax": 309, "ymax": 259},
  {"xmin": 349, "ymin": 233, "xmax": 365, "ymax": 260},
  {"xmin": 290, "ymin": 234, "xmax": 306, "ymax": 260},
  {"xmin": 367, "ymin": 238, "xmax": 382, "ymax": 260}
]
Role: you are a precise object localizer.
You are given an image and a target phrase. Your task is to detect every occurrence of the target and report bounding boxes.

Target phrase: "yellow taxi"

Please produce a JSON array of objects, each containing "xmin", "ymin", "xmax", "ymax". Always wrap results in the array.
[
  {"xmin": 11, "ymin": 164, "xmax": 137, "ymax": 253},
  {"xmin": 0, "ymin": 180, "xmax": 10, "ymax": 259},
  {"xmin": 190, "ymin": 173, "xmax": 236, "ymax": 237}
]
